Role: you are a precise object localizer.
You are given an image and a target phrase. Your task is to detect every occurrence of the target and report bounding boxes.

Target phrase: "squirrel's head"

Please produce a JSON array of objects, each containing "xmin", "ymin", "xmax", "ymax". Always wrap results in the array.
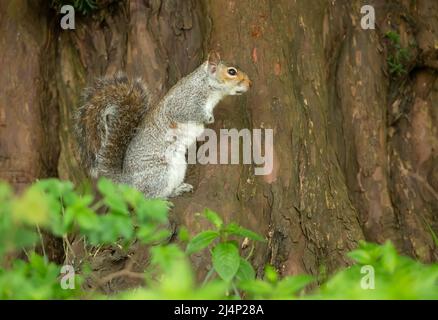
[{"xmin": 205, "ymin": 52, "xmax": 252, "ymax": 96}]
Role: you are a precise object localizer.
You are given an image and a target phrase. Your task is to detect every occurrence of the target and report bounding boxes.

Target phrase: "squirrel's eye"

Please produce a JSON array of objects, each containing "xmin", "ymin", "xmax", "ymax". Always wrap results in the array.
[{"xmin": 227, "ymin": 68, "xmax": 237, "ymax": 76}]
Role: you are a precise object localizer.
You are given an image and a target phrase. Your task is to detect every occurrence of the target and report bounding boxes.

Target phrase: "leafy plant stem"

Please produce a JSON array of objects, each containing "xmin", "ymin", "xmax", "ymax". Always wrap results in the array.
[
  {"xmin": 202, "ymin": 268, "xmax": 216, "ymax": 286},
  {"xmin": 36, "ymin": 224, "xmax": 47, "ymax": 261}
]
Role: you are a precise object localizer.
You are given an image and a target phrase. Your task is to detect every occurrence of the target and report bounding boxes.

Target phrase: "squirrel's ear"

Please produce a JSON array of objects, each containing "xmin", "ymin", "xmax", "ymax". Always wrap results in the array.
[
  {"xmin": 208, "ymin": 50, "xmax": 221, "ymax": 65},
  {"xmin": 206, "ymin": 50, "xmax": 221, "ymax": 74}
]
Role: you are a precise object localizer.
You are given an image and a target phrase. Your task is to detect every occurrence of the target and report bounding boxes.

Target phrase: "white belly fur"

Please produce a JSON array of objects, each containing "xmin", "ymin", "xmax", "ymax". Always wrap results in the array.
[{"xmin": 163, "ymin": 122, "xmax": 204, "ymax": 196}]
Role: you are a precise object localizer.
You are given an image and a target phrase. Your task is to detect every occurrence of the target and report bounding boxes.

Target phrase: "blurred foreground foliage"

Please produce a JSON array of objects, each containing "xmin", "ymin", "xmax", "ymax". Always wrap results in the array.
[{"xmin": 0, "ymin": 178, "xmax": 437, "ymax": 300}]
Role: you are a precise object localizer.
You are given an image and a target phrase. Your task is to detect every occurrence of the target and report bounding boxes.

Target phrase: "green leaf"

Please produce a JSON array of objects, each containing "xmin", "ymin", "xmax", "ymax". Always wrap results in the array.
[
  {"xmin": 212, "ymin": 242, "xmax": 240, "ymax": 282},
  {"xmin": 235, "ymin": 258, "xmax": 256, "ymax": 282},
  {"xmin": 97, "ymin": 178, "xmax": 129, "ymax": 214},
  {"xmin": 385, "ymin": 31, "xmax": 401, "ymax": 44},
  {"xmin": 186, "ymin": 230, "xmax": 219, "ymax": 255},
  {"xmin": 178, "ymin": 227, "xmax": 190, "ymax": 242},
  {"xmin": 137, "ymin": 225, "xmax": 170, "ymax": 244},
  {"xmin": 150, "ymin": 244, "xmax": 186, "ymax": 272},
  {"xmin": 96, "ymin": 215, "xmax": 134, "ymax": 243},
  {"xmin": 12, "ymin": 228, "xmax": 38, "ymax": 250},
  {"xmin": 136, "ymin": 199, "xmax": 169, "ymax": 224},
  {"xmin": 105, "ymin": 196, "xmax": 129, "ymax": 215},
  {"xmin": 120, "ymin": 185, "xmax": 143, "ymax": 205},
  {"xmin": 238, "ymin": 279, "xmax": 272, "ymax": 296},
  {"xmin": 264, "ymin": 265, "xmax": 278, "ymax": 283},
  {"xmin": 112, "ymin": 215, "xmax": 134, "ymax": 239},
  {"xmin": 276, "ymin": 275, "xmax": 314, "ymax": 295},
  {"xmin": 381, "ymin": 241, "xmax": 398, "ymax": 273},
  {"xmin": 96, "ymin": 178, "xmax": 115, "ymax": 194},
  {"xmin": 224, "ymin": 223, "xmax": 265, "ymax": 242},
  {"xmin": 0, "ymin": 182, "xmax": 12, "ymax": 201},
  {"xmin": 75, "ymin": 208, "xmax": 99, "ymax": 230},
  {"xmin": 146, "ymin": 229, "xmax": 171, "ymax": 244},
  {"xmin": 11, "ymin": 186, "xmax": 50, "ymax": 226},
  {"xmin": 62, "ymin": 208, "xmax": 76, "ymax": 233},
  {"xmin": 204, "ymin": 209, "xmax": 223, "ymax": 229},
  {"xmin": 347, "ymin": 249, "xmax": 372, "ymax": 264}
]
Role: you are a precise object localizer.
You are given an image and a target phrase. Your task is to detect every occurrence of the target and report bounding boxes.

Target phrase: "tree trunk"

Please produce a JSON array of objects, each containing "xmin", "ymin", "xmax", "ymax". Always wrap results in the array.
[{"xmin": 0, "ymin": 0, "xmax": 437, "ymax": 281}]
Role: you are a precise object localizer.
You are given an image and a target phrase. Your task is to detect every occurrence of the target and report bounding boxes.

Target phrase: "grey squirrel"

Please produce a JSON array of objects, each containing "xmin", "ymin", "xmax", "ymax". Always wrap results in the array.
[{"xmin": 74, "ymin": 52, "xmax": 251, "ymax": 198}]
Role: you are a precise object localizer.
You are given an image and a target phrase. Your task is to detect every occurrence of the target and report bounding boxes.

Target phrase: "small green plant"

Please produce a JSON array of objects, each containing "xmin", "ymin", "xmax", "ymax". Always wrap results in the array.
[
  {"xmin": 385, "ymin": 31, "xmax": 410, "ymax": 77},
  {"xmin": 238, "ymin": 265, "xmax": 313, "ymax": 299},
  {"xmin": 312, "ymin": 241, "xmax": 438, "ymax": 299},
  {"xmin": 184, "ymin": 209, "xmax": 266, "ymax": 297},
  {"xmin": 16, "ymin": 178, "xmax": 171, "ymax": 248}
]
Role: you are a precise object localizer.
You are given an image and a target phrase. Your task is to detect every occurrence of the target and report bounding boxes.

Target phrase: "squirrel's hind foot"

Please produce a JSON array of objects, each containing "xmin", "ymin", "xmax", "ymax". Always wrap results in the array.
[{"xmin": 170, "ymin": 183, "xmax": 194, "ymax": 197}]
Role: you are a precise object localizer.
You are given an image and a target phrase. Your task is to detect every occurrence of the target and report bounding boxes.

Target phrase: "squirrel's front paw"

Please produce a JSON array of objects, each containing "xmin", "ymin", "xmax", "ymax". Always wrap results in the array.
[
  {"xmin": 205, "ymin": 114, "xmax": 215, "ymax": 124},
  {"xmin": 171, "ymin": 183, "xmax": 194, "ymax": 197}
]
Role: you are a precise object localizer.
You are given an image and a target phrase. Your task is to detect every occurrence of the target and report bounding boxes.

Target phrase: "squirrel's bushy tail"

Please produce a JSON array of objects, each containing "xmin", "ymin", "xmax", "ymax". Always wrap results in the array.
[{"xmin": 74, "ymin": 72, "xmax": 150, "ymax": 180}]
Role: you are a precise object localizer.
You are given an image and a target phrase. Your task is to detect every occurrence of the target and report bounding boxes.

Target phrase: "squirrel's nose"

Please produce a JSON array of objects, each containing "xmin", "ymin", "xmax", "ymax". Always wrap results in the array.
[{"xmin": 248, "ymin": 80, "xmax": 253, "ymax": 88}]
